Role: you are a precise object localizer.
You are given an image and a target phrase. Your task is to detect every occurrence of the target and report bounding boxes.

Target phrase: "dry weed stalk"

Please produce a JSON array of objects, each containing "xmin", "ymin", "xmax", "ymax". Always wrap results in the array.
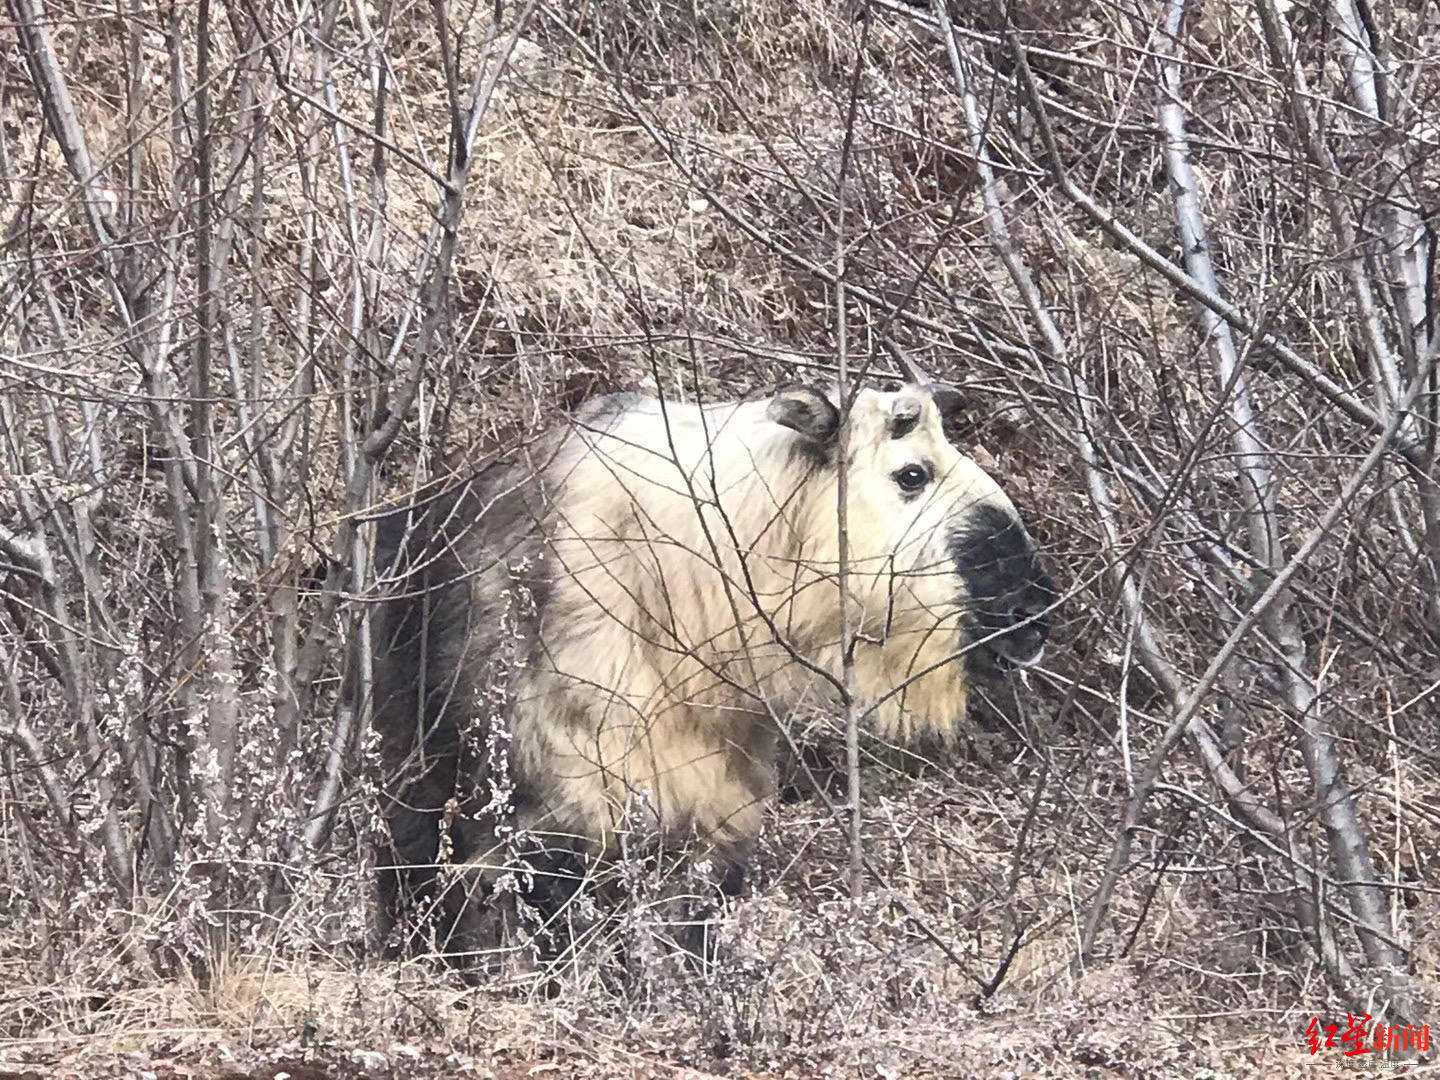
[{"xmin": 0, "ymin": 0, "xmax": 1435, "ymax": 1065}]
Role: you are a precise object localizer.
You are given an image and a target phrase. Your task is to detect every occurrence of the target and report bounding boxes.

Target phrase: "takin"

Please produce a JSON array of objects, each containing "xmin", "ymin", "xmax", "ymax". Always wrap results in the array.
[{"xmin": 371, "ymin": 373, "xmax": 1056, "ymax": 964}]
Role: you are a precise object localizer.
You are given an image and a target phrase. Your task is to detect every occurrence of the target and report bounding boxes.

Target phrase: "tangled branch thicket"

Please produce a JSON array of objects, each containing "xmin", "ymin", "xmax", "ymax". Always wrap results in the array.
[{"xmin": 1, "ymin": 0, "xmax": 1436, "ymax": 1073}]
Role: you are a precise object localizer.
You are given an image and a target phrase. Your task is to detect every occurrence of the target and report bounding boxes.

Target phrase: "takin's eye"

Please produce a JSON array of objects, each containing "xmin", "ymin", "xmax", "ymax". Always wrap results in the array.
[{"xmin": 893, "ymin": 463, "xmax": 931, "ymax": 494}]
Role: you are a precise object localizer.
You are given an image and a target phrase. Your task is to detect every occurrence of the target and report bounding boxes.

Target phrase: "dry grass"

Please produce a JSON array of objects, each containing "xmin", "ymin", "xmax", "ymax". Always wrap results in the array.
[
  {"xmin": 5, "ymin": 752, "xmax": 1434, "ymax": 1075},
  {"xmin": 2, "ymin": 0, "xmax": 1438, "ymax": 1075}
]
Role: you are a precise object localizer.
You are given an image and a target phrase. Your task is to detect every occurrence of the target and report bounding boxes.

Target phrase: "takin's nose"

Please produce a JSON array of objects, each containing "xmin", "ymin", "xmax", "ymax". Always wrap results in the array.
[
  {"xmin": 995, "ymin": 588, "xmax": 1054, "ymax": 667},
  {"xmin": 949, "ymin": 506, "xmax": 1057, "ymax": 670}
]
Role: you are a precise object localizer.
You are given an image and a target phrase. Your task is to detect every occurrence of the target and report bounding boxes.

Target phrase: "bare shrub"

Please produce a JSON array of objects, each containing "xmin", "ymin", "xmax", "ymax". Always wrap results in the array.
[{"xmin": 1, "ymin": 0, "xmax": 1436, "ymax": 1072}]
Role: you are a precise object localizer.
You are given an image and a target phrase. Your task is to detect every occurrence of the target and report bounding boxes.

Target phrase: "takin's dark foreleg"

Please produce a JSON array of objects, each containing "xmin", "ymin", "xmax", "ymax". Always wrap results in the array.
[
  {"xmin": 603, "ymin": 841, "xmax": 750, "ymax": 977},
  {"xmin": 671, "ymin": 855, "xmax": 748, "ymax": 971}
]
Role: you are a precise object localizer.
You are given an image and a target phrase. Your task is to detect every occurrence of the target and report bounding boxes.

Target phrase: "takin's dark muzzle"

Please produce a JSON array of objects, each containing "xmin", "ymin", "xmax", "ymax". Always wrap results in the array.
[{"xmin": 949, "ymin": 504, "xmax": 1057, "ymax": 673}]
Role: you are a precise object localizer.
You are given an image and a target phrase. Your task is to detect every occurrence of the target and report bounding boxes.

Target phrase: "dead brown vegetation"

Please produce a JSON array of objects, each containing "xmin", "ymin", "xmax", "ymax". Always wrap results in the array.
[{"xmin": 1, "ymin": 0, "xmax": 1437, "ymax": 1075}]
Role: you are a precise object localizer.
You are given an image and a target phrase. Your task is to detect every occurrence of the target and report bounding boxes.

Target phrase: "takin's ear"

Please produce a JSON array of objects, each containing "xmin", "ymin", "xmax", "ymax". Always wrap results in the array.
[
  {"xmin": 767, "ymin": 385, "xmax": 841, "ymax": 443},
  {"xmin": 931, "ymin": 385, "xmax": 965, "ymax": 418}
]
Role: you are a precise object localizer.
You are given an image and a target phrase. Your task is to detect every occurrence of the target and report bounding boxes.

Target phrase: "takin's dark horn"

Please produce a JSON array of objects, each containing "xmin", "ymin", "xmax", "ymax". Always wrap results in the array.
[{"xmin": 889, "ymin": 394, "xmax": 922, "ymax": 438}]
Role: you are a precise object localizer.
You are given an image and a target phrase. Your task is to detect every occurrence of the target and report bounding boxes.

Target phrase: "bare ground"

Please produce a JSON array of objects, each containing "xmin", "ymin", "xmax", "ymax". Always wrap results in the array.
[{"xmin": 0, "ymin": 985, "xmax": 1426, "ymax": 1080}]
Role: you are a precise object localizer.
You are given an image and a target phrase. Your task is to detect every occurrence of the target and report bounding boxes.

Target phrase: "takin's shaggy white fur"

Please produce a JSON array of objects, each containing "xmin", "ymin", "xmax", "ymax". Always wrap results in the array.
[{"xmin": 372, "ymin": 381, "xmax": 1054, "ymax": 959}]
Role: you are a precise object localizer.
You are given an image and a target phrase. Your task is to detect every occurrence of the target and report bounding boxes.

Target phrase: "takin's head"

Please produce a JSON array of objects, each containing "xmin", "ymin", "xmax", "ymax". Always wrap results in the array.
[{"xmin": 766, "ymin": 375, "xmax": 1055, "ymax": 677}]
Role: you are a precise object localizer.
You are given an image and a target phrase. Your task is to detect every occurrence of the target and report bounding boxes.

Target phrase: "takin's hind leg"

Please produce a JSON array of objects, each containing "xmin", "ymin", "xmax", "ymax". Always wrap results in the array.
[
  {"xmin": 375, "ymin": 839, "xmax": 422, "ymax": 961},
  {"xmin": 376, "ymin": 802, "xmax": 515, "ymax": 978},
  {"xmin": 376, "ymin": 806, "xmax": 467, "ymax": 963},
  {"xmin": 428, "ymin": 830, "xmax": 591, "ymax": 982},
  {"xmin": 428, "ymin": 862, "xmax": 512, "ymax": 981}
]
